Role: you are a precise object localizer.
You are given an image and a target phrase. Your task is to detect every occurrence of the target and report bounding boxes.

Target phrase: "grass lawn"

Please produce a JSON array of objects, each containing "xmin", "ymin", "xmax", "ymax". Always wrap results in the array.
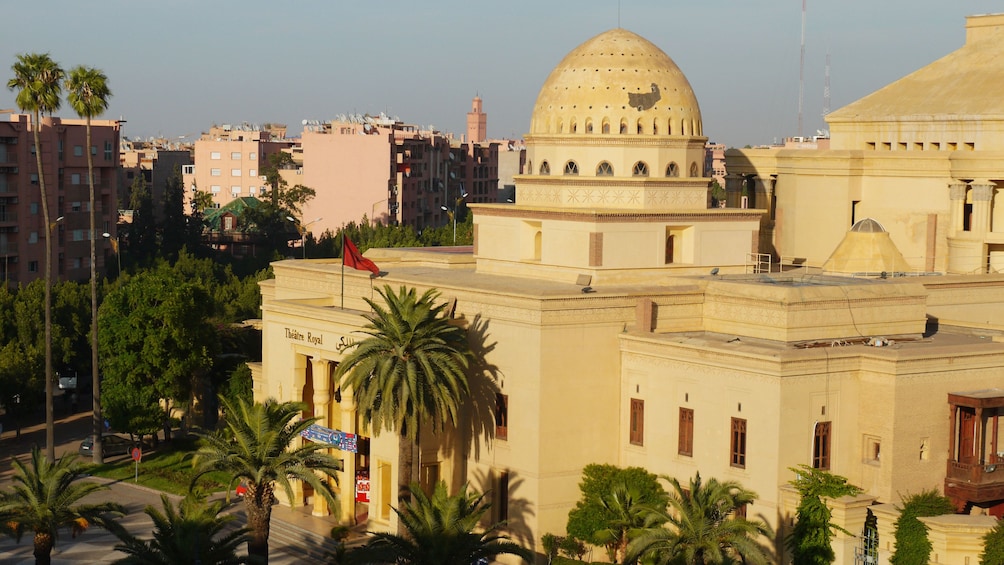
[{"xmin": 83, "ymin": 436, "xmax": 231, "ymax": 497}]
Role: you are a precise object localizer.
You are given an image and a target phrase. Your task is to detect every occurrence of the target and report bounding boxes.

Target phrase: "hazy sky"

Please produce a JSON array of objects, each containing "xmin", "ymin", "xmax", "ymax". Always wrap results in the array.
[{"xmin": 3, "ymin": 1, "xmax": 999, "ymax": 147}]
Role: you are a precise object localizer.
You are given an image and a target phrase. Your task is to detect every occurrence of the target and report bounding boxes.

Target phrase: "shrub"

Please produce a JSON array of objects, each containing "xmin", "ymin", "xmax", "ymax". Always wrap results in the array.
[
  {"xmin": 980, "ymin": 519, "xmax": 1004, "ymax": 565},
  {"xmin": 890, "ymin": 489, "xmax": 955, "ymax": 565}
]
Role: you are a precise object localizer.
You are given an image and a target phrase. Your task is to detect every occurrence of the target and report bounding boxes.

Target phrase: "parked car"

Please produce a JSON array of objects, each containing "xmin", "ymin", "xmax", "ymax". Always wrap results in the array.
[
  {"xmin": 57, "ymin": 368, "xmax": 77, "ymax": 391},
  {"xmin": 79, "ymin": 434, "xmax": 134, "ymax": 457}
]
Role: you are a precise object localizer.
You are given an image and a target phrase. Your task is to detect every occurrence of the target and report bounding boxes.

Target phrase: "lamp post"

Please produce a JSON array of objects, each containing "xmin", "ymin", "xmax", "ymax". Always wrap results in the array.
[
  {"xmin": 286, "ymin": 216, "xmax": 322, "ymax": 258},
  {"xmin": 440, "ymin": 189, "xmax": 468, "ymax": 245},
  {"xmin": 102, "ymin": 232, "xmax": 120, "ymax": 274}
]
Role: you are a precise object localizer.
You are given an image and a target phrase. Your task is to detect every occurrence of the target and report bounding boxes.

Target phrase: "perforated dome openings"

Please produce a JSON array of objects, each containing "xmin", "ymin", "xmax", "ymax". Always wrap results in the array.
[{"xmin": 529, "ymin": 28, "xmax": 703, "ymax": 138}]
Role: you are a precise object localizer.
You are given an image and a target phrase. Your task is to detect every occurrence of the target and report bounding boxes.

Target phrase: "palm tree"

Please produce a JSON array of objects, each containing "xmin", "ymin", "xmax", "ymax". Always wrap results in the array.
[
  {"xmin": 191, "ymin": 397, "xmax": 341, "ymax": 563},
  {"xmin": 594, "ymin": 480, "xmax": 665, "ymax": 564},
  {"xmin": 106, "ymin": 492, "xmax": 256, "ymax": 565},
  {"xmin": 626, "ymin": 472, "xmax": 773, "ymax": 565},
  {"xmin": 7, "ymin": 53, "xmax": 65, "ymax": 462},
  {"xmin": 64, "ymin": 65, "xmax": 111, "ymax": 464},
  {"xmin": 334, "ymin": 285, "xmax": 471, "ymax": 499},
  {"xmin": 345, "ymin": 481, "xmax": 532, "ymax": 565},
  {"xmin": 0, "ymin": 446, "xmax": 124, "ymax": 565}
]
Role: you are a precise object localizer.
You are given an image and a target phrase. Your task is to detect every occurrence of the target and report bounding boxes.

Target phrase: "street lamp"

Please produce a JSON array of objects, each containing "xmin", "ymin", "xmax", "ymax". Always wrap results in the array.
[
  {"xmin": 102, "ymin": 232, "xmax": 120, "ymax": 275},
  {"xmin": 286, "ymin": 216, "xmax": 322, "ymax": 259},
  {"xmin": 440, "ymin": 189, "xmax": 468, "ymax": 245}
]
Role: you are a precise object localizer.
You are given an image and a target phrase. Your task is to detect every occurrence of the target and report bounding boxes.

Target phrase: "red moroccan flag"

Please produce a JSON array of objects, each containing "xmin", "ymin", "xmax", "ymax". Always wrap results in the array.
[{"xmin": 343, "ymin": 237, "xmax": 380, "ymax": 276}]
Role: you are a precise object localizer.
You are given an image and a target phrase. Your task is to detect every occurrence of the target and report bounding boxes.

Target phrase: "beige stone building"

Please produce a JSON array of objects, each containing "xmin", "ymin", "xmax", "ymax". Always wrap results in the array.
[
  {"xmin": 726, "ymin": 13, "xmax": 1004, "ymax": 277},
  {"xmin": 252, "ymin": 23, "xmax": 1004, "ymax": 565}
]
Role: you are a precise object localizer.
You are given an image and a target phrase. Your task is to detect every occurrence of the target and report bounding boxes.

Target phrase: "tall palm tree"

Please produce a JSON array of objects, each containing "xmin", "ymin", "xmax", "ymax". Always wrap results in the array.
[
  {"xmin": 345, "ymin": 481, "xmax": 532, "ymax": 565},
  {"xmin": 105, "ymin": 492, "xmax": 256, "ymax": 565},
  {"xmin": 7, "ymin": 53, "xmax": 65, "ymax": 462},
  {"xmin": 65, "ymin": 65, "xmax": 111, "ymax": 464},
  {"xmin": 627, "ymin": 473, "xmax": 773, "ymax": 565},
  {"xmin": 191, "ymin": 397, "xmax": 341, "ymax": 564},
  {"xmin": 0, "ymin": 446, "xmax": 124, "ymax": 565},
  {"xmin": 334, "ymin": 285, "xmax": 471, "ymax": 499}
]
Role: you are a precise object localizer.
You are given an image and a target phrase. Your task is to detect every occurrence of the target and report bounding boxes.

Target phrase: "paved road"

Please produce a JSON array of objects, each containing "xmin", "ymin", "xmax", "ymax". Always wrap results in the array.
[{"xmin": 0, "ymin": 393, "xmax": 327, "ymax": 564}]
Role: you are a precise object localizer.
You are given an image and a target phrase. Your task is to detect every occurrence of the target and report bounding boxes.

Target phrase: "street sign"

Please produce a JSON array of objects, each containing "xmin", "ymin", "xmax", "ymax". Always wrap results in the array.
[{"xmin": 131, "ymin": 447, "xmax": 142, "ymax": 461}]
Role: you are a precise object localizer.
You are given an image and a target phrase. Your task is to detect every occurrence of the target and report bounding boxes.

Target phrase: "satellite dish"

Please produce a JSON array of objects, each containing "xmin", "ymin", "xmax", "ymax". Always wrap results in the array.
[
  {"xmin": 301, "ymin": 119, "xmax": 308, "ymax": 125},
  {"xmin": 710, "ymin": 267, "xmax": 720, "ymax": 276}
]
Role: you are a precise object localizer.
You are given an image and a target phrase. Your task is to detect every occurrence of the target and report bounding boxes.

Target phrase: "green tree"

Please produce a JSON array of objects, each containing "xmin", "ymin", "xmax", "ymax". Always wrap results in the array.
[
  {"xmin": 105, "ymin": 492, "xmax": 255, "ymax": 565},
  {"xmin": 345, "ymin": 481, "xmax": 532, "ymax": 565},
  {"xmin": 980, "ymin": 518, "xmax": 1004, "ymax": 565},
  {"xmin": 787, "ymin": 465, "xmax": 863, "ymax": 565},
  {"xmin": 65, "ymin": 64, "xmax": 112, "ymax": 462},
  {"xmin": 159, "ymin": 165, "xmax": 192, "ymax": 261},
  {"xmin": 191, "ymin": 397, "xmax": 341, "ymax": 563},
  {"xmin": 890, "ymin": 489, "xmax": 954, "ymax": 565},
  {"xmin": 98, "ymin": 266, "xmax": 216, "ymax": 440},
  {"xmin": 627, "ymin": 472, "xmax": 773, "ymax": 565},
  {"xmin": 334, "ymin": 285, "xmax": 471, "ymax": 499},
  {"xmin": 566, "ymin": 464, "xmax": 667, "ymax": 550},
  {"xmin": 8, "ymin": 52, "xmax": 65, "ymax": 462},
  {"xmin": 0, "ymin": 446, "xmax": 124, "ymax": 565},
  {"xmin": 126, "ymin": 172, "xmax": 155, "ymax": 267},
  {"xmin": 594, "ymin": 480, "xmax": 664, "ymax": 563},
  {"xmin": 242, "ymin": 152, "xmax": 315, "ymax": 256}
]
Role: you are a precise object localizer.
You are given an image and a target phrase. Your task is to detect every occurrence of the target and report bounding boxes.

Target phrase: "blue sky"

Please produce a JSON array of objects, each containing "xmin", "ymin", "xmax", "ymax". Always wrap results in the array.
[{"xmin": 2, "ymin": 1, "xmax": 999, "ymax": 147}]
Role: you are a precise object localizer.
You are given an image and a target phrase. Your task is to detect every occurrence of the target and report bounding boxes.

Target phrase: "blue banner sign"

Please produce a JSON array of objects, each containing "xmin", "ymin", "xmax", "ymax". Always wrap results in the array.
[{"xmin": 301, "ymin": 423, "xmax": 358, "ymax": 453}]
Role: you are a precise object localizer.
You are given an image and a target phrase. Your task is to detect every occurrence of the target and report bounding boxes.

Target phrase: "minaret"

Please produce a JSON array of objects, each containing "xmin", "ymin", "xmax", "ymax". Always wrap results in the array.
[{"xmin": 466, "ymin": 96, "xmax": 487, "ymax": 144}]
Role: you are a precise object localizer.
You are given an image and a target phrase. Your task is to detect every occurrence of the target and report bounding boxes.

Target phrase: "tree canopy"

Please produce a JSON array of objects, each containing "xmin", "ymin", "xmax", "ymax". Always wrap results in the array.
[{"xmin": 786, "ymin": 465, "xmax": 862, "ymax": 565}]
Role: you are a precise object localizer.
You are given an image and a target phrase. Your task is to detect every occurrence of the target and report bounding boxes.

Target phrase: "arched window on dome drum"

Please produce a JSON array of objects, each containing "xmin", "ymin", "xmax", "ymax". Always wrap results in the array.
[
  {"xmin": 692, "ymin": 119, "xmax": 698, "ymax": 136},
  {"xmin": 526, "ymin": 160, "xmax": 532, "ymax": 174},
  {"xmin": 681, "ymin": 119, "xmax": 688, "ymax": 136},
  {"xmin": 666, "ymin": 162, "xmax": 679, "ymax": 177},
  {"xmin": 632, "ymin": 162, "xmax": 649, "ymax": 177},
  {"xmin": 596, "ymin": 162, "xmax": 614, "ymax": 176},
  {"xmin": 564, "ymin": 161, "xmax": 579, "ymax": 176},
  {"xmin": 540, "ymin": 161, "xmax": 550, "ymax": 175},
  {"xmin": 557, "ymin": 120, "xmax": 564, "ymax": 134},
  {"xmin": 689, "ymin": 162, "xmax": 699, "ymax": 177},
  {"xmin": 585, "ymin": 119, "xmax": 593, "ymax": 134},
  {"xmin": 571, "ymin": 119, "xmax": 577, "ymax": 134},
  {"xmin": 620, "ymin": 119, "xmax": 628, "ymax": 134},
  {"xmin": 652, "ymin": 119, "xmax": 658, "ymax": 135},
  {"xmin": 602, "ymin": 119, "xmax": 610, "ymax": 134},
  {"xmin": 667, "ymin": 119, "xmax": 673, "ymax": 136},
  {"xmin": 637, "ymin": 119, "xmax": 644, "ymax": 134}
]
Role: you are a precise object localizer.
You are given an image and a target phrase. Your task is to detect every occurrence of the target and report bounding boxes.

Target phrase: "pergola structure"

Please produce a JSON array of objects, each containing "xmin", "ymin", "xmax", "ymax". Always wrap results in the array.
[{"xmin": 945, "ymin": 388, "xmax": 1004, "ymax": 515}]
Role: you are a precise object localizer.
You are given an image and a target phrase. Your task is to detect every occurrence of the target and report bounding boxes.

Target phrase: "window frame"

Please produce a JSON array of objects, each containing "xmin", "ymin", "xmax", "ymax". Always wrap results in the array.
[
  {"xmin": 678, "ymin": 407, "xmax": 694, "ymax": 456},
  {"xmin": 812, "ymin": 421, "xmax": 832, "ymax": 470},
  {"xmin": 596, "ymin": 161, "xmax": 614, "ymax": 177},
  {"xmin": 630, "ymin": 398, "xmax": 645, "ymax": 446},
  {"xmin": 563, "ymin": 160, "xmax": 579, "ymax": 176},
  {"xmin": 495, "ymin": 393, "xmax": 509, "ymax": 441},
  {"xmin": 730, "ymin": 417, "xmax": 747, "ymax": 468}
]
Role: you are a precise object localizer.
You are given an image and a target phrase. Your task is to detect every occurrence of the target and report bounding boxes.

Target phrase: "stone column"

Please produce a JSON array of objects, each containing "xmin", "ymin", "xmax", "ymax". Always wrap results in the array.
[
  {"xmin": 725, "ymin": 173, "xmax": 744, "ymax": 208},
  {"xmin": 310, "ymin": 358, "xmax": 331, "ymax": 517},
  {"xmin": 338, "ymin": 387, "xmax": 358, "ymax": 524},
  {"xmin": 948, "ymin": 181, "xmax": 967, "ymax": 233},
  {"xmin": 970, "ymin": 182, "xmax": 994, "ymax": 235},
  {"xmin": 752, "ymin": 175, "xmax": 774, "ymax": 211}
]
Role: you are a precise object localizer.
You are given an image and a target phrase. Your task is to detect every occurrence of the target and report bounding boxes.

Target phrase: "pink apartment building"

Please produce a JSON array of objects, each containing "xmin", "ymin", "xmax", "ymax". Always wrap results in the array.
[
  {"xmin": 0, "ymin": 113, "xmax": 121, "ymax": 286},
  {"xmin": 181, "ymin": 124, "xmax": 293, "ymax": 211}
]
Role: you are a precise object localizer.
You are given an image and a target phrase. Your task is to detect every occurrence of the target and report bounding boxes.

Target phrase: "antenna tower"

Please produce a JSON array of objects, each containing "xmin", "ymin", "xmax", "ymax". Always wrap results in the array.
[
  {"xmin": 822, "ymin": 51, "xmax": 831, "ymax": 117},
  {"xmin": 798, "ymin": 0, "xmax": 806, "ymax": 138}
]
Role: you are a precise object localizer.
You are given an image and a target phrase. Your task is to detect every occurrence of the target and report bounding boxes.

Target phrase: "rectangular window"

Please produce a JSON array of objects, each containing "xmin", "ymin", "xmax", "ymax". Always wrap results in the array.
[
  {"xmin": 30, "ymin": 174, "xmax": 38, "ymax": 185},
  {"xmin": 71, "ymin": 202, "xmax": 82, "ymax": 212},
  {"xmin": 30, "ymin": 202, "xmax": 39, "ymax": 215},
  {"xmin": 231, "ymin": 168, "xmax": 241, "ymax": 177},
  {"xmin": 72, "ymin": 230, "xmax": 84, "ymax": 241},
  {"xmin": 249, "ymin": 152, "xmax": 257, "ymax": 160},
  {"xmin": 28, "ymin": 260, "xmax": 38, "ymax": 272},
  {"xmin": 864, "ymin": 435, "xmax": 881, "ymax": 464},
  {"xmin": 231, "ymin": 186, "xmax": 241, "ymax": 196},
  {"xmin": 420, "ymin": 463, "xmax": 440, "ymax": 494},
  {"xmin": 210, "ymin": 151, "xmax": 221, "ymax": 160},
  {"xmin": 211, "ymin": 185, "xmax": 221, "ymax": 194},
  {"xmin": 71, "ymin": 174, "xmax": 81, "ymax": 185},
  {"xmin": 813, "ymin": 421, "xmax": 832, "ymax": 470},
  {"xmin": 495, "ymin": 393, "xmax": 508, "ymax": 441},
  {"xmin": 630, "ymin": 399, "xmax": 645, "ymax": 446},
  {"xmin": 248, "ymin": 168, "xmax": 257, "ymax": 177},
  {"xmin": 231, "ymin": 152, "xmax": 241, "ymax": 160},
  {"xmin": 104, "ymin": 140, "xmax": 112, "ymax": 160},
  {"xmin": 224, "ymin": 216, "xmax": 234, "ymax": 230},
  {"xmin": 679, "ymin": 407, "xmax": 694, "ymax": 456},
  {"xmin": 29, "ymin": 232, "xmax": 38, "ymax": 244},
  {"xmin": 182, "ymin": 165, "xmax": 195, "ymax": 175},
  {"xmin": 210, "ymin": 168, "xmax": 221, "ymax": 176},
  {"xmin": 496, "ymin": 470, "xmax": 510, "ymax": 522},
  {"xmin": 249, "ymin": 186, "xmax": 257, "ymax": 196},
  {"xmin": 91, "ymin": 145, "xmax": 97, "ymax": 156},
  {"xmin": 730, "ymin": 418, "xmax": 747, "ymax": 468},
  {"xmin": 73, "ymin": 145, "xmax": 83, "ymax": 157},
  {"xmin": 72, "ymin": 257, "xmax": 81, "ymax": 269}
]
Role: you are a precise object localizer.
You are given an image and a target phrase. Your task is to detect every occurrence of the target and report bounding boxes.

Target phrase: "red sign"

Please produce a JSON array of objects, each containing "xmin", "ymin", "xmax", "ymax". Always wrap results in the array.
[
  {"xmin": 131, "ymin": 447, "xmax": 142, "ymax": 462},
  {"xmin": 355, "ymin": 470, "xmax": 370, "ymax": 503}
]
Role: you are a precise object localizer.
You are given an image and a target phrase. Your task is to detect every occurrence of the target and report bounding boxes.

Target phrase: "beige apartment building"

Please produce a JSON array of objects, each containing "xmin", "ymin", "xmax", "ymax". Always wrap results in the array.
[
  {"xmin": 0, "ymin": 113, "xmax": 121, "ymax": 286},
  {"xmin": 251, "ymin": 20, "xmax": 1004, "ymax": 565},
  {"xmin": 727, "ymin": 13, "xmax": 1004, "ymax": 276}
]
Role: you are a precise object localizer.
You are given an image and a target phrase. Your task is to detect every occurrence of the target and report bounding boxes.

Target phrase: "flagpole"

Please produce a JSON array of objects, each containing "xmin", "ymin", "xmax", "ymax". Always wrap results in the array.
[{"xmin": 340, "ymin": 230, "xmax": 345, "ymax": 309}]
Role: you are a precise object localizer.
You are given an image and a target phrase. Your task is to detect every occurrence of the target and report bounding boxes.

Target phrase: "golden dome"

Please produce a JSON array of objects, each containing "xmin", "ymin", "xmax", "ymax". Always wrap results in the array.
[{"xmin": 529, "ymin": 28, "xmax": 703, "ymax": 137}]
